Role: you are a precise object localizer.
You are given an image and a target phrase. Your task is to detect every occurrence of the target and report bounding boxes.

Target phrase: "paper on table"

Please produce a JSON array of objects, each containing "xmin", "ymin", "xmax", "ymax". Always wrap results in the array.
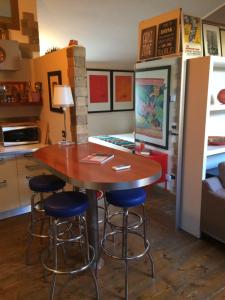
[{"xmin": 80, "ymin": 153, "xmax": 114, "ymax": 164}]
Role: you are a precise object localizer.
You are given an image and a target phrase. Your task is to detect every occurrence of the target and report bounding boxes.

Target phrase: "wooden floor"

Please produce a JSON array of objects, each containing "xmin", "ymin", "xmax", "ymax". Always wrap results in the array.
[{"xmin": 0, "ymin": 187, "xmax": 225, "ymax": 300}]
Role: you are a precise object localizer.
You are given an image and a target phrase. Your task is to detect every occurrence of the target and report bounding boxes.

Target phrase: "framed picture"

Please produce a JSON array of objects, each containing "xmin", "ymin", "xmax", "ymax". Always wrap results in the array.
[
  {"xmin": 47, "ymin": 70, "xmax": 63, "ymax": 113},
  {"xmin": 87, "ymin": 69, "xmax": 111, "ymax": 112},
  {"xmin": 203, "ymin": 24, "xmax": 221, "ymax": 56},
  {"xmin": 220, "ymin": 29, "xmax": 225, "ymax": 56},
  {"xmin": 182, "ymin": 14, "xmax": 203, "ymax": 57},
  {"xmin": 139, "ymin": 26, "xmax": 156, "ymax": 60},
  {"xmin": 135, "ymin": 66, "xmax": 171, "ymax": 149},
  {"xmin": 157, "ymin": 19, "xmax": 177, "ymax": 57},
  {"xmin": 112, "ymin": 71, "xmax": 134, "ymax": 111},
  {"xmin": 0, "ymin": 0, "xmax": 20, "ymax": 30}
]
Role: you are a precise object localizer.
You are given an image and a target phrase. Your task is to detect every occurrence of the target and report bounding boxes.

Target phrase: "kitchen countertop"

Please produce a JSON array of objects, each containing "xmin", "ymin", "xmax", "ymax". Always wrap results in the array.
[
  {"xmin": 89, "ymin": 133, "xmax": 134, "ymax": 152},
  {"xmin": 0, "ymin": 143, "xmax": 47, "ymax": 156},
  {"xmin": 0, "ymin": 133, "xmax": 134, "ymax": 156}
]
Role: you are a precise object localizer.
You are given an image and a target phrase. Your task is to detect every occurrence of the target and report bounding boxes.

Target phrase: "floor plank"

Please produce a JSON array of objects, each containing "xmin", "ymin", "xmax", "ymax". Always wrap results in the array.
[{"xmin": 0, "ymin": 186, "xmax": 225, "ymax": 299}]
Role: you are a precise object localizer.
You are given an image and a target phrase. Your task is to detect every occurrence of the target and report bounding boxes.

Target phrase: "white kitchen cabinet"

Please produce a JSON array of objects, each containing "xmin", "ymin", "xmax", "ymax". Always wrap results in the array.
[
  {"xmin": 0, "ymin": 152, "xmax": 49, "ymax": 216},
  {"xmin": 181, "ymin": 56, "xmax": 225, "ymax": 238},
  {"xmin": 16, "ymin": 153, "xmax": 49, "ymax": 206},
  {"xmin": 0, "ymin": 155, "xmax": 20, "ymax": 211}
]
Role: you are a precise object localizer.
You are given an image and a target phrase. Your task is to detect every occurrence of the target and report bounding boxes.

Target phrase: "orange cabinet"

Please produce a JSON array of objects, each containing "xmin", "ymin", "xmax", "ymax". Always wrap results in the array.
[{"xmin": 136, "ymin": 150, "xmax": 168, "ymax": 188}]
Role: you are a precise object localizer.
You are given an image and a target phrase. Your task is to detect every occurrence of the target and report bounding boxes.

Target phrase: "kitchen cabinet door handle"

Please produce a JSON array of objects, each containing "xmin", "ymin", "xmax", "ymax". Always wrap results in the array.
[
  {"xmin": 25, "ymin": 164, "xmax": 40, "ymax": 170},
  {"xmin": 0, "ymin": 179, "xmax": 7, "ymax": 185}
]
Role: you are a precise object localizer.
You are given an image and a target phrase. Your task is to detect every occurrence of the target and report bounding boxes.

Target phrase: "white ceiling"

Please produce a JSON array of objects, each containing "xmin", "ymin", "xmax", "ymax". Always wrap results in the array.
[
  {"xmin": 204, "ymin": 3, "xmax": 225, "ymax": 24},
  {"xmin": 36, "ymin": 0, "xmax": 225, "ymax": 68}
]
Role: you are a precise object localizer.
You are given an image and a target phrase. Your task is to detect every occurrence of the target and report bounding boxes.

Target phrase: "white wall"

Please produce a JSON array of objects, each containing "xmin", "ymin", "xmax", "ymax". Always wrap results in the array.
[
  {"xmin": 36, "ymin": 0, "xmax": 225, "ymax": 137},
  {"xmin": 88, "ymin": 111, "xmax": 135, "ymax": 136},
  {"xmin": 86, "ymin": 61, "xmax": 135, "ymax": 136},
  {"xmin": 32, "ymin": 48, "xmax": 71, "ymax": 144},
  {"xmin": 36, "ymin": 0, "xmax": 225, "ymax": 59}
]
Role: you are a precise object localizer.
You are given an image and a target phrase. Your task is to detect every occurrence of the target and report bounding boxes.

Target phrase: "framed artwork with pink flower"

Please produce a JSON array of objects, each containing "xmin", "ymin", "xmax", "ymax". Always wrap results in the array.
[{"xmin": 135, "ymin": 66, "xmax": 170, "ymax": 149}]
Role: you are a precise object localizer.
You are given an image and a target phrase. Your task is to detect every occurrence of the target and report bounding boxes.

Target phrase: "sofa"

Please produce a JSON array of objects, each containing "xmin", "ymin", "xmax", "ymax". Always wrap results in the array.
[{"xmin": 201, "ymin": 162, "xmax": 225, "ymax": 244}]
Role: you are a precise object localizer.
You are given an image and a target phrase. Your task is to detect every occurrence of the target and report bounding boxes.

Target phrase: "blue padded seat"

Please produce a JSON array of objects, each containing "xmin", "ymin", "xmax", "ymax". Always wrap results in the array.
[
  {"xmin": 105, "ymin": 188, "xmax": 146, "ymax": 208},
  {"xmin": 29, "ymin": 175, "xmax": 65, "ymax": 193},
  {"xmin": 44, "ymin": 191, "xmax": 88, "ymax": 218}
]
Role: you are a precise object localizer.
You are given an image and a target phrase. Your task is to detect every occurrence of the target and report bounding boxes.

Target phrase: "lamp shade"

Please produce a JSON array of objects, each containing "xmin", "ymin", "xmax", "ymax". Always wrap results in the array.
[{"xmin": 53, "ymin": 85, "xmax": 74, "ymax": 107}]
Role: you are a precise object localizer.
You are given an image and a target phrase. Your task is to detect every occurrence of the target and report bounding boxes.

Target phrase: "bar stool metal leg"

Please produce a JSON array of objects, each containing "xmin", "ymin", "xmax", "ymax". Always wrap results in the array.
[
  {"xmin": 84, "ymin": 216, "xmax": 99, "ymax": 296},
  {"xmin": 44, "ymin": 216, "xmax": 99, "ymax": 300},
  {"xmin": 26, "ymin": 192, "xmax": 48, "ymax": 264},
  {"xmin": 42, "ymin": 191, "xmax": 99, "ymax": 300},
  {"xmin": 26, "ymin": 193, "xmax": 36, "ymax": 264},
  {"xmin": 39, "ymin": 193, "xmax": 46, "ymax": 241},
  {"xmin": 50, "ymin": 218, "xmax": 58, "ymax": 300},
  {"xmin": 102, "ymin": 188, "xmax": 154, "ymax": 300},
  {"xmin": 123, "ymin": 208, "xmax": 129, "ymax": 300},
  {"xmin": 142, "ymin": 204, "xmax": 154, "ymax": 278},
  {"xmin": 26, "ymin": 174, "xmax": 66, "ymax": 265},
  {"xmin": 102, "ymin": 199, "xmax": 110, "ymax": 241}
]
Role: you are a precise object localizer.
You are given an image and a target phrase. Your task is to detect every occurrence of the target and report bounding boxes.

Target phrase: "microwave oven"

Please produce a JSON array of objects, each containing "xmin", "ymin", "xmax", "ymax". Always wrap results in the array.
[{"xmin": 0, "ymin": 124, "xmax": 39, "ymax": 147}]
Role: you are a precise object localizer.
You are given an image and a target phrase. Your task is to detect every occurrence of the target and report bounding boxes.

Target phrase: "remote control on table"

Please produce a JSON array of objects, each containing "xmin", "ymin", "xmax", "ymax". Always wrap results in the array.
[{"xmin": 112, "ymin": 164, "xmax": 131, "ymax": 171}]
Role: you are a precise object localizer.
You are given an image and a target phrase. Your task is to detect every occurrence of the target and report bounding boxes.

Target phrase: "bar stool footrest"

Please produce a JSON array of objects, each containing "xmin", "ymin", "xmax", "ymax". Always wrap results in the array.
[
  {"xmin": 41, "ymin": 244, "xmax": 95, "ymax": 275},
  {"xmin": 101, "ymin": 230, "xmax": 150, "ymax": 261},
  {"xmin": 107, "ymin": 210, "xmax": 143, "ymax": 230},
  {"xmin": 28, "ymin": 218, "xmax": 50, "ymax": 239}
]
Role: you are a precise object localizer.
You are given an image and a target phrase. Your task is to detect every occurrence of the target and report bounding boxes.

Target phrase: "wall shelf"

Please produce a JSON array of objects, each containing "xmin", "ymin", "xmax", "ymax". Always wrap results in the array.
[
  {"xmin": 207, "ymin": 145, "xmax": 225, "ymax": 156},
  {"xmin": 210, "ymin": 105, "xmax": 225, "ymax": 111},
  {"xmin": 0, "ymin": 81, "xmax": 42, "ymax": 107},
  {"xmin": 0, "ymin": 102, "xmax": 42, "ymax": 106},
  {"xmin": 181, "ymin": 56, "xmax": 225, "ymax": 238}
]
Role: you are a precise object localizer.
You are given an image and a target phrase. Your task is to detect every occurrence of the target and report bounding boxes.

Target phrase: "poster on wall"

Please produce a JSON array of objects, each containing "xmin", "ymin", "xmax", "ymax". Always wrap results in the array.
[
  {"xmin": 157, "ymin": 19, "xmax": 177, "ymax": 56},
  {"xmin": 139, "ymin": 26, "xmax": 156, "ymax": 60},
  {"xmin": 112, "ymin": 71, "xmax": 134, "ymax": 111},
  {"xmin": 203, "ymin": 24, "xmax": 221, "ymax": 56},
  {"xmin": 47, "ymin": 70, "xmax": 63, "ymax": 113},
  {"xmin": 135, "ymin": 66, "xmax": 170, "ymax": 149},
  {"xmin": 220, "ymin": 29, "xmax": 225, "ymax": 56},
  {"xmin": 182, "ymin": 15, "xmax": 202, "ymax": 57},
  {"xmin": 87, "ymin": 69, "xmax": 111, "ymax": 112}
]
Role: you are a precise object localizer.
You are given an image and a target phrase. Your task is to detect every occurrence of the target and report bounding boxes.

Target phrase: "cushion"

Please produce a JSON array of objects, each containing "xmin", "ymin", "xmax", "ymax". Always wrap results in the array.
[
  {"xmin": 218, "ymin": 162, "xmax": 225, "ymax": 188},
  {"xmin": 203, "ymin": 177, "xmax": 223, "ymax": 192},
  {"xmin": 29, "ymin": 174, "xmax": 65, "ymax": 192},
  {"xmin": 44, "ymin": 191, "xmax": 88, "ymax": 218},
  {"xmin": 105, "ymin": 188, "xmax": 146, "ymax": 208},
  {"xmin": 212, "ymin": 189, "xmax": 225, "ymax": 200}
]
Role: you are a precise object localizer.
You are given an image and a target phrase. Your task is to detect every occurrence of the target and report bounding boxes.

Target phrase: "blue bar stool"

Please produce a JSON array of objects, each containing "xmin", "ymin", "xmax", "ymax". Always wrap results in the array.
[
  {"xmin": 26, "ymin": 174, "xmax": 66, "ymax": 264},
  {"xmin": 101, "ymin": 188, "xmax": 154, "ymax": 300},
  {"xmin": 42, "ymin": 191, "xmax": 99, "ymax": 300}
]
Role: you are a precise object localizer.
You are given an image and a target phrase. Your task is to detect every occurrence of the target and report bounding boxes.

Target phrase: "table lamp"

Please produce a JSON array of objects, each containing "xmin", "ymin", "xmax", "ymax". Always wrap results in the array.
[{"xmin": 53, "ymin": 85, "xmax": 74, "ymax": 145}]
